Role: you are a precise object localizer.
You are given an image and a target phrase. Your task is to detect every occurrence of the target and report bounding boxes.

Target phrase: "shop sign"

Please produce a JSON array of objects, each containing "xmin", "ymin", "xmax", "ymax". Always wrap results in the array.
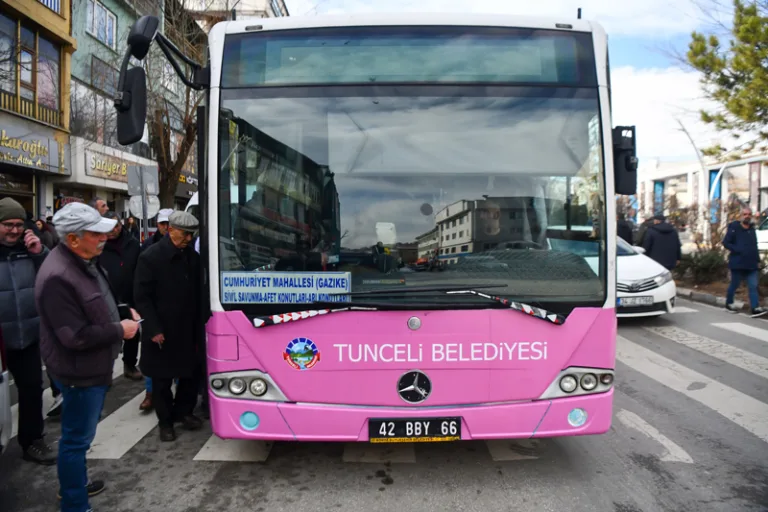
[
  {"xmin": 85, "ymin": 150, "xmax": 129, "ymax": 182},
  {"xmin": 0, "ymin": 126, "xmax": 70, "ymax": 175}
]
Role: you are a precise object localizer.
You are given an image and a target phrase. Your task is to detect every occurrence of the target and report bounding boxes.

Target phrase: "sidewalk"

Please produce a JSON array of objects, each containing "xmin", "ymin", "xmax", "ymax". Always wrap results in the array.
[{"xmin": 676, "ymin": 286, "xmax": 747, "ymax": 310}]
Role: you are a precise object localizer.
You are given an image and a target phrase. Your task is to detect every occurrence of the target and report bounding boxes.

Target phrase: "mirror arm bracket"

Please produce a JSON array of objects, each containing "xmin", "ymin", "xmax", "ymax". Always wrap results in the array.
[{"xmin": 155, "ymin": 33, "xmax": 207, "ymax": 90}]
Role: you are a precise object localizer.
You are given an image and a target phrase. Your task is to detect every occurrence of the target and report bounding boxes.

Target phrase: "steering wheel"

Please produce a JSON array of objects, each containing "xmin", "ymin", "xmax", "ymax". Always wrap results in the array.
[{"xmin": 504, "ymin": 240, "xmax": 547, "ymax": 250}]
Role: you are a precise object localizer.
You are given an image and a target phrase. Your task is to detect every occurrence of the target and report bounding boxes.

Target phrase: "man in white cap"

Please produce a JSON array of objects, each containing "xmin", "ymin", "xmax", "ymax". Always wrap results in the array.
[{"xmin": 35, "ymin": 202, "xmax": 141, "ymax": 512}]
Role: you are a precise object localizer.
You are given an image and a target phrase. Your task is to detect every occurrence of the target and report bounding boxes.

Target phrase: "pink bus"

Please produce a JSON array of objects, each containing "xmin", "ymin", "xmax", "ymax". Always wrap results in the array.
[{"xmin": 115, "ymin": 12, "xmax": 638, "ymax": 442}]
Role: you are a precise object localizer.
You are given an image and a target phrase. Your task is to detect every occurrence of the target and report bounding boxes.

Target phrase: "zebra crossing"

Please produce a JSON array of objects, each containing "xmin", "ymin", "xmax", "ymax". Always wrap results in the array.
[{"xmin": 6, "ymin": 300, "xmax": 768, "ymax": 466}]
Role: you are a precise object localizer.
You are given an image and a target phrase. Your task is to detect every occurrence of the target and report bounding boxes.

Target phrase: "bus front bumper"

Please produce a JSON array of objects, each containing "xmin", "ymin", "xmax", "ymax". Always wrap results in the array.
[{"xmin": 208, "ymin": 389, "xmax": 614, "ymax": 441}]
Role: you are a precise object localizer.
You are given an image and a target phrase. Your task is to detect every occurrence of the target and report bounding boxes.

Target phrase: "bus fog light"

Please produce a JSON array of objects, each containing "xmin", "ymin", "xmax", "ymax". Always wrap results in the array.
[
  {"xmin": 249, "ymin": 378, "xmax": 268, "ymax": 396},
  {"xmin": 559, "ymin": 375, "xmax": 578, "ymax": 393},
  {"xmin": 580, "ymin": 373, "xmax": 598, "ymax": 391},
  {"xmin": 240, "ymin": 411, "xmax": 260, "ymax": 431},
  {"xmin": 229, "ymin": 378, "xmax": 246, "ymax": 395},
  {"xmin": 567, "ymin": 408, "xmax": 588, "ymax": 427},
  {"xmin": 600, "ymin": 373, "xmax": 614, "ymax": 386},
  {"xmin": 211, "ymin": 378, "xmax": 225, "ymax": 390}
]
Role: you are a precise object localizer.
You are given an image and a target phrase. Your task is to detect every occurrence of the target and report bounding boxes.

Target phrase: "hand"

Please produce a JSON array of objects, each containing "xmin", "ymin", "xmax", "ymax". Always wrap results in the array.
[
  {"xmin": 152, "ymin": 333, "xmax": 165, "ymax": 345},
  {"xmin": 121, "ymin": 319, "xmax": 139, "ymax": 340},
  {"xmin": 130, "ymin": 308, "xmax": 141, "ymax": 321},
  {"xmin": 24, "ymin": 230, "xmax": 42, "ymax": 254}
]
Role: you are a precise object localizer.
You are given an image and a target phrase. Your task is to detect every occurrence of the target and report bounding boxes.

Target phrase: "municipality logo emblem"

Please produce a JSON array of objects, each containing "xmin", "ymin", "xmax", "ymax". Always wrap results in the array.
[{"xmin": 284, "ymin": 337, "xmax": 321, "ymax": 370}]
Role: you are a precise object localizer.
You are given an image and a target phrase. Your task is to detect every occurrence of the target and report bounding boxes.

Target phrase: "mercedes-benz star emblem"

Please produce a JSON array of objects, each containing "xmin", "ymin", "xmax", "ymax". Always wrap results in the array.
[{"xmin": 397, "ymin": 370, "xmax": 432, "ymax": 404}]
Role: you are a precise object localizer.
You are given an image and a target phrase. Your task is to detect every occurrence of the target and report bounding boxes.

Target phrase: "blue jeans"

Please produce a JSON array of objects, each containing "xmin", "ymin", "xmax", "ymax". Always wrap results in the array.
[
  {"xmin": 145, "ymin": 376, "xmax": 152, "ymax": 393},
  {"xmin": 55, "ymin": 381, "xmax": 108, "ymax": 512},
  {"xmin": 727, "ymin": 269, "xmax": 760, "ymax": 309}
]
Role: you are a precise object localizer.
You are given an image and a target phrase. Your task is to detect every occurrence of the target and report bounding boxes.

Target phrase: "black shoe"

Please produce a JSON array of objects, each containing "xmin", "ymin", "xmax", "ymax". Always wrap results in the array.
[
  {"xmin": 22, "ymin": 438, "xmax": 57, "ymax": 465},
  {"xmin": 123, "ymin": 365, "xmax": 143, "ymax": 381},
  {"xmin": 725, "ymin": 303, "xmax": 740, "ymax": 313},
  {"xmin": 177, "ymin": 414, "xmax": 203, "ymax": 431},
  {"xmin": 58, "ymin": 480, "xmax": 105, "ymax": 500},
  {"xmin": 751, "ymin": 307, "xmax": 768, "ymax": 318},
  {"xmin": 159, "ymin": 426, "xmax": 176, "ymax": 442}
]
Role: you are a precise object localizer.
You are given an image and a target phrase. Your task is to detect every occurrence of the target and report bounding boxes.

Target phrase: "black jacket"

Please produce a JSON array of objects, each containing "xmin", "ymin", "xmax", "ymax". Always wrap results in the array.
[
  {"xmin": 133, "ymin": 236, "xmax": 202, "ymax": 379},
  {"xmin": 617, "ymin": 219, "xmax": 634, "ymax": 245},
  {"xmin": 100, "ymin": 228, "xmax": 141, "ymax": 306},
  {"xmin": 642, "ymin": 222, "xmax": 682, "ymax": 270},
  {"xmin": 141, "ymin": 230, "xmax": 165, "ymax": 251}
]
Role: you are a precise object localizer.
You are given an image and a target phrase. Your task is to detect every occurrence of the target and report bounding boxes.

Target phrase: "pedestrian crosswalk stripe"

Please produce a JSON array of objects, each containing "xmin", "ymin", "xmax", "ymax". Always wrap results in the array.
[
  {"xmin": 485, "ymin": 439, "xmax": 541, "ymax": 461},
  {"xmin": 88, "ymin": 391, "xmax": 158, "ymax": 459},
  {"xmin": 617, "ymin": 335, "xmax": 768, "ymax": 444},
  {"xmin": 712, "ymin": 322, "xmax": 768, "ymax": 344},
  {"xmin": 341, "ymin": 442, "xmax": 416, "ymax": 463},
  {"xmin": 615, "ymin": 409, "xmax": 693, "ymax": 463},
  {"xmin": 644, "ymin": 326, "xmax": 768, "ymax": 380},
  {"xmin": 672, "ymin": 307, "xmax": 698, "ymax": 313},
  {"xmin": 193, "ymin": 436, "xmax": 273, "ymax": 462}
]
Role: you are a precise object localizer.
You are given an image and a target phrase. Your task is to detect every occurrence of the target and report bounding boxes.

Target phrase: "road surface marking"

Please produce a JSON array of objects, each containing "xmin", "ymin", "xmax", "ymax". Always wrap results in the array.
[
  {"xmin": 617, "ymin": 336, "xmax": 768, "ymax": 443},
  {"xmin": 712, "ymin": 322, "xmax": 768, "ymax": 344},
  {"xmin": 485, "ymin": 439, "xmax": 541, "ymax": 461},
  {"xmin": 672, "ymin": 307, "xmax": 698, "ymax": 314},
  {"xmin": 616, "ymin": 409, "xmax": 693, "ymax": 463},
  {"xmin": 645, "ymin": 326, "xmax": 768, "ymax": 380},
  {"xmin": 193, "ymin": 436, "xmax": 273, "ymax": 462},
  {"xmin": 87, "ymin": 391, "xmax": 158, "ymax": 459},
  {"xmin": 11, "ymin": 359, "xmax": 131, "ymax": 440},
  {"xmin": 342, "ymin": 442, "xmax": 416, "ymax": 463}
]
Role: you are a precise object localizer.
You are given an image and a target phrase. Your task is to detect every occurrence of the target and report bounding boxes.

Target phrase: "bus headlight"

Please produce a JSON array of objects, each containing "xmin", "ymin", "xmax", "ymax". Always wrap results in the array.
[
  {"xmin": 249, "ymin": 378, "xmax": 268, "ymax": 396},
  {"xmin": 559, "ymin": 375, "xmax": 578, "ymax": 393},
  {"xmin": 211, "ymin": 378, "xmax": 225, "ymax": 390},
  {"xmin": 600, "ymin": 373, "xmax": 614, "ymax": 385},
  {"xmin": 229, "ymin": 378, "xmax": 246, "ymax": 395},
  {"xmin": 580, "ymin": 373, "xmax": 598, "ymax": 391}
]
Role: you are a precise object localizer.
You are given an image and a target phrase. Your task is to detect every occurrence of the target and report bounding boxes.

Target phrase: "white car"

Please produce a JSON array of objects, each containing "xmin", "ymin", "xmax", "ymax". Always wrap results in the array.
[
  {"xmin": 0, "ymin": 334, "xmax": 11, "ymax": 455},
  {"xmin": 615, "ymin": 236, "xmax": 676, "ymax": 318}
]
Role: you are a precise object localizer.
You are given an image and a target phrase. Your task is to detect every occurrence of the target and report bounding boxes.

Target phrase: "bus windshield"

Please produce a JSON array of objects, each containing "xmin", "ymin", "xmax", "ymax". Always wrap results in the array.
[{"xmin": 216, "ymin": 27, "xmax": 606, "ymax": 314}]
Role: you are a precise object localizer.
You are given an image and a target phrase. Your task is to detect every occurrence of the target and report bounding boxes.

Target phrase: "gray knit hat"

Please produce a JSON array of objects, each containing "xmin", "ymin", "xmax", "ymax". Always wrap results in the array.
[{"xmin": 0, "ymin": 197, "xmax": 26, "ymax": 223}]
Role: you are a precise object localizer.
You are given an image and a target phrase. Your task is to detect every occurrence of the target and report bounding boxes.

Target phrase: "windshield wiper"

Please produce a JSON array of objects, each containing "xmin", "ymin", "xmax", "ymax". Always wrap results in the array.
[
  {"xmin": 252, "ymin": 286, "xmax": 565, "ymax": 328},
  {"xmin": 331, "ymin": 284, "xmax": 508, "ymax": 296}
]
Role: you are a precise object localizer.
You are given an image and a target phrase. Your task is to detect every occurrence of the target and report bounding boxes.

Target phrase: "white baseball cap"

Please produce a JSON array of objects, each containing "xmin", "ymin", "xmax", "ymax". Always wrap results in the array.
[
  {"xmin": 157, "ymin": 208, "xmax": 173, "ymax": 223},
  {"xmin": 53, "ymin": 203, "xmax": 117, "ymax": 234}
]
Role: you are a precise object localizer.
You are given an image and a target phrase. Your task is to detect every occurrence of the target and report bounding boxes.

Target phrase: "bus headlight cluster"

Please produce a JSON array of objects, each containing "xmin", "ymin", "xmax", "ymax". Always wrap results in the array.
[
  {"xmin": 208, "ymin": 371, "xmax": 287, "ymax": 402},
  {"xmin": 540, "ymin": 367, "xmax": 615, "ymax": 399},
  {"xmin": 559, "ymin": 372, "xmax": 604, "ymax": 393}
]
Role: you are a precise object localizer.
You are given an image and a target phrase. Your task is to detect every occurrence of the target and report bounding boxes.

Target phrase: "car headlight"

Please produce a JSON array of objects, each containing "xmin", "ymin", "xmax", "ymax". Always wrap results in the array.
[{"xmin": 653, "ymin": 271, "xmax": 672, "ymax": 286}]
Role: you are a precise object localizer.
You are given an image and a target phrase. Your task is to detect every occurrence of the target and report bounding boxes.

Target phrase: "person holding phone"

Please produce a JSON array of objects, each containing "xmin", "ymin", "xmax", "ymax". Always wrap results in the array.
[
  {"xmin": 36, "ymin": 202, "xmax": 141, "ymax": 512},
  {"xmin": 0, "ymin": 197, "xmax": 56, "ymax": 466}
]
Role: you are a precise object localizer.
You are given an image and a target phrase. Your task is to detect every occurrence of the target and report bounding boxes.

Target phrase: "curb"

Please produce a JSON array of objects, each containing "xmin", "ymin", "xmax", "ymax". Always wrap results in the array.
[{"xmin": 676, "ymin": 286, "xmax": 745, "ymax": 310}]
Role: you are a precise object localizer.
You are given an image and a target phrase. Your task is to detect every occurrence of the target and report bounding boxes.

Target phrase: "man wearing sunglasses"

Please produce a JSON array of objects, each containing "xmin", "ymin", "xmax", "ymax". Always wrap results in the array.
[
  {"xmin": 0, "ymin": 197, "xmax": 56, "ymax": 465},
  {"xmin": 134, "ymin": 211, "xmax": 204, "ymax": 442}
]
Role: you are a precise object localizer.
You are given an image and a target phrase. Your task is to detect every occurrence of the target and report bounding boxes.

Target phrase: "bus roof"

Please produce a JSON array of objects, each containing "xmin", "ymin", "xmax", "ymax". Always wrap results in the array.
[{"xmin": 215, "ymin": 13, "xmax": 602, "ymax": 37}]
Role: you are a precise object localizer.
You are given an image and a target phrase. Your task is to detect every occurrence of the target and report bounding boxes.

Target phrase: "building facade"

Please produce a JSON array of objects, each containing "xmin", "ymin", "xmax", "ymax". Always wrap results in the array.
[
  {"xmin": 0, "ymin": 0, "xmax": 75, "ymax": 219},
  {"xmin": 45, "ymin": 0, "xmax": 201, "ymax": 221},
  {"xmin": 187, "ymin": 0, "xmax": 289, "ymax": 31}
]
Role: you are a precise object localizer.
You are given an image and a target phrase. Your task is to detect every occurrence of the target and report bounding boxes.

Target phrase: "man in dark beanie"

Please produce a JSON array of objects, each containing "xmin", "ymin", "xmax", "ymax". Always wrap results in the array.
[{"xmin": 0, "ymin": 197, "xmax": 56, "ymax": 465}]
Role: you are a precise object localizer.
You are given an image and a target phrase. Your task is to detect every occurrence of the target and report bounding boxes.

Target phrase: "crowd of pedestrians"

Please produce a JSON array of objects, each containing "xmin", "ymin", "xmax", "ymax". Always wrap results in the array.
[{"xmin": 2, "ymin": 196, "xmax": 203, "ymax": 512}]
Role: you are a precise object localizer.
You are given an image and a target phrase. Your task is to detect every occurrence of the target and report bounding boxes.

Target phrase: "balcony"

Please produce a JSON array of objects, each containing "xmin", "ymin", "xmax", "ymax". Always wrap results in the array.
[
  {"xmin": 0, "ymin": 90, "xmax": 62, "ymax": 129},
  {"xmin": 37, "ymin": 0, "xmax": 62, "ymax": 14}
]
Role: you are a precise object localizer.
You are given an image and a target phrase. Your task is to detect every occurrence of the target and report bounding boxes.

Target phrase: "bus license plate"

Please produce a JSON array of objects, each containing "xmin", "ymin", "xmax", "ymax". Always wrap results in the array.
[
  {"xmin": 368, "ymin": 418, "xmax": 461, "ymax": 443},
  {"xmin": 618, "ymin": 296, "xmax": 654, "ymax": 306}
]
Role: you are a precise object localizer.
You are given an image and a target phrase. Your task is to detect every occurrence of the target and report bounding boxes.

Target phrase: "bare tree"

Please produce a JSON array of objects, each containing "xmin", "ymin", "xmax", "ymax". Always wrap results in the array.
[{"xmin": 140, "ymin": 0, "xmax": 209, "ymax": 206}]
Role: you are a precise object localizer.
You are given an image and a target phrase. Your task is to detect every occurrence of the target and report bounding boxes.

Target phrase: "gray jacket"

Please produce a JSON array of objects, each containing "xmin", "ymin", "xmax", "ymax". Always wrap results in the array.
[{"xmin": 0, "ymin": 243, "xmax": 49, "ymax": 351}]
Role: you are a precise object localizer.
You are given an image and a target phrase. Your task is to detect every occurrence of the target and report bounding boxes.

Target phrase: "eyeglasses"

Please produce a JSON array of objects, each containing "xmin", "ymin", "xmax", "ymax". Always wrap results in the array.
[{"xmin": 1, "ymin": 222, "xmax": 24, "ymax": 231}]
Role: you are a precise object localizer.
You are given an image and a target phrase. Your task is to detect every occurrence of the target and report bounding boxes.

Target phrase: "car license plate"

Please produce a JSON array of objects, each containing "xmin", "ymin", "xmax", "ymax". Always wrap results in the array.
[
  {"xmin": 368, "ymin": 417, "xmax": 461, "ymax": 443},
  {"xmin": 618, "ymin": 296, "xmax": 654, "ymax": 306}
]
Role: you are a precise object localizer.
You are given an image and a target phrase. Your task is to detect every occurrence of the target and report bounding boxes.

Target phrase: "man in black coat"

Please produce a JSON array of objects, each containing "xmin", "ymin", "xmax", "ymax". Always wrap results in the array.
[
  {"xmin": 642, "ymin": 214, "xmax": 682, "ymax": 270},
  {"xmin": 100, "ymin": 211, "xmax": 143, "ymax": 381},
  {"xmin": 134, "ymin": 210, "xmax": 203, "ymax": 441}
]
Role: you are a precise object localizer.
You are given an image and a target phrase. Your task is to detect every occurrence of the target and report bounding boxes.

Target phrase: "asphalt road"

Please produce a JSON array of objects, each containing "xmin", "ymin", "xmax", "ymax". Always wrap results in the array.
[{"xmin": 1, "ymin": 297, "xmax": 767, "ymax": 512}]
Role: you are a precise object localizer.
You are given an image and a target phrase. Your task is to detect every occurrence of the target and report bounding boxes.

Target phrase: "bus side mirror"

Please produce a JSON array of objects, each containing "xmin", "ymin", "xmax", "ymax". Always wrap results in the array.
[
  {"xmin": 115, "ymin": 15, "xmax": 158, "ymax": 146},
  {"xmin": 127, "ymin": 16, "xmax": 159, "ymax": 60},
  {"xmin": 115, "ymin": 67, "xmax": 147, "ymax": 146},
  {"xmin": 613, "ymin": 125, "xmax": 638, "ymax": 196}
]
